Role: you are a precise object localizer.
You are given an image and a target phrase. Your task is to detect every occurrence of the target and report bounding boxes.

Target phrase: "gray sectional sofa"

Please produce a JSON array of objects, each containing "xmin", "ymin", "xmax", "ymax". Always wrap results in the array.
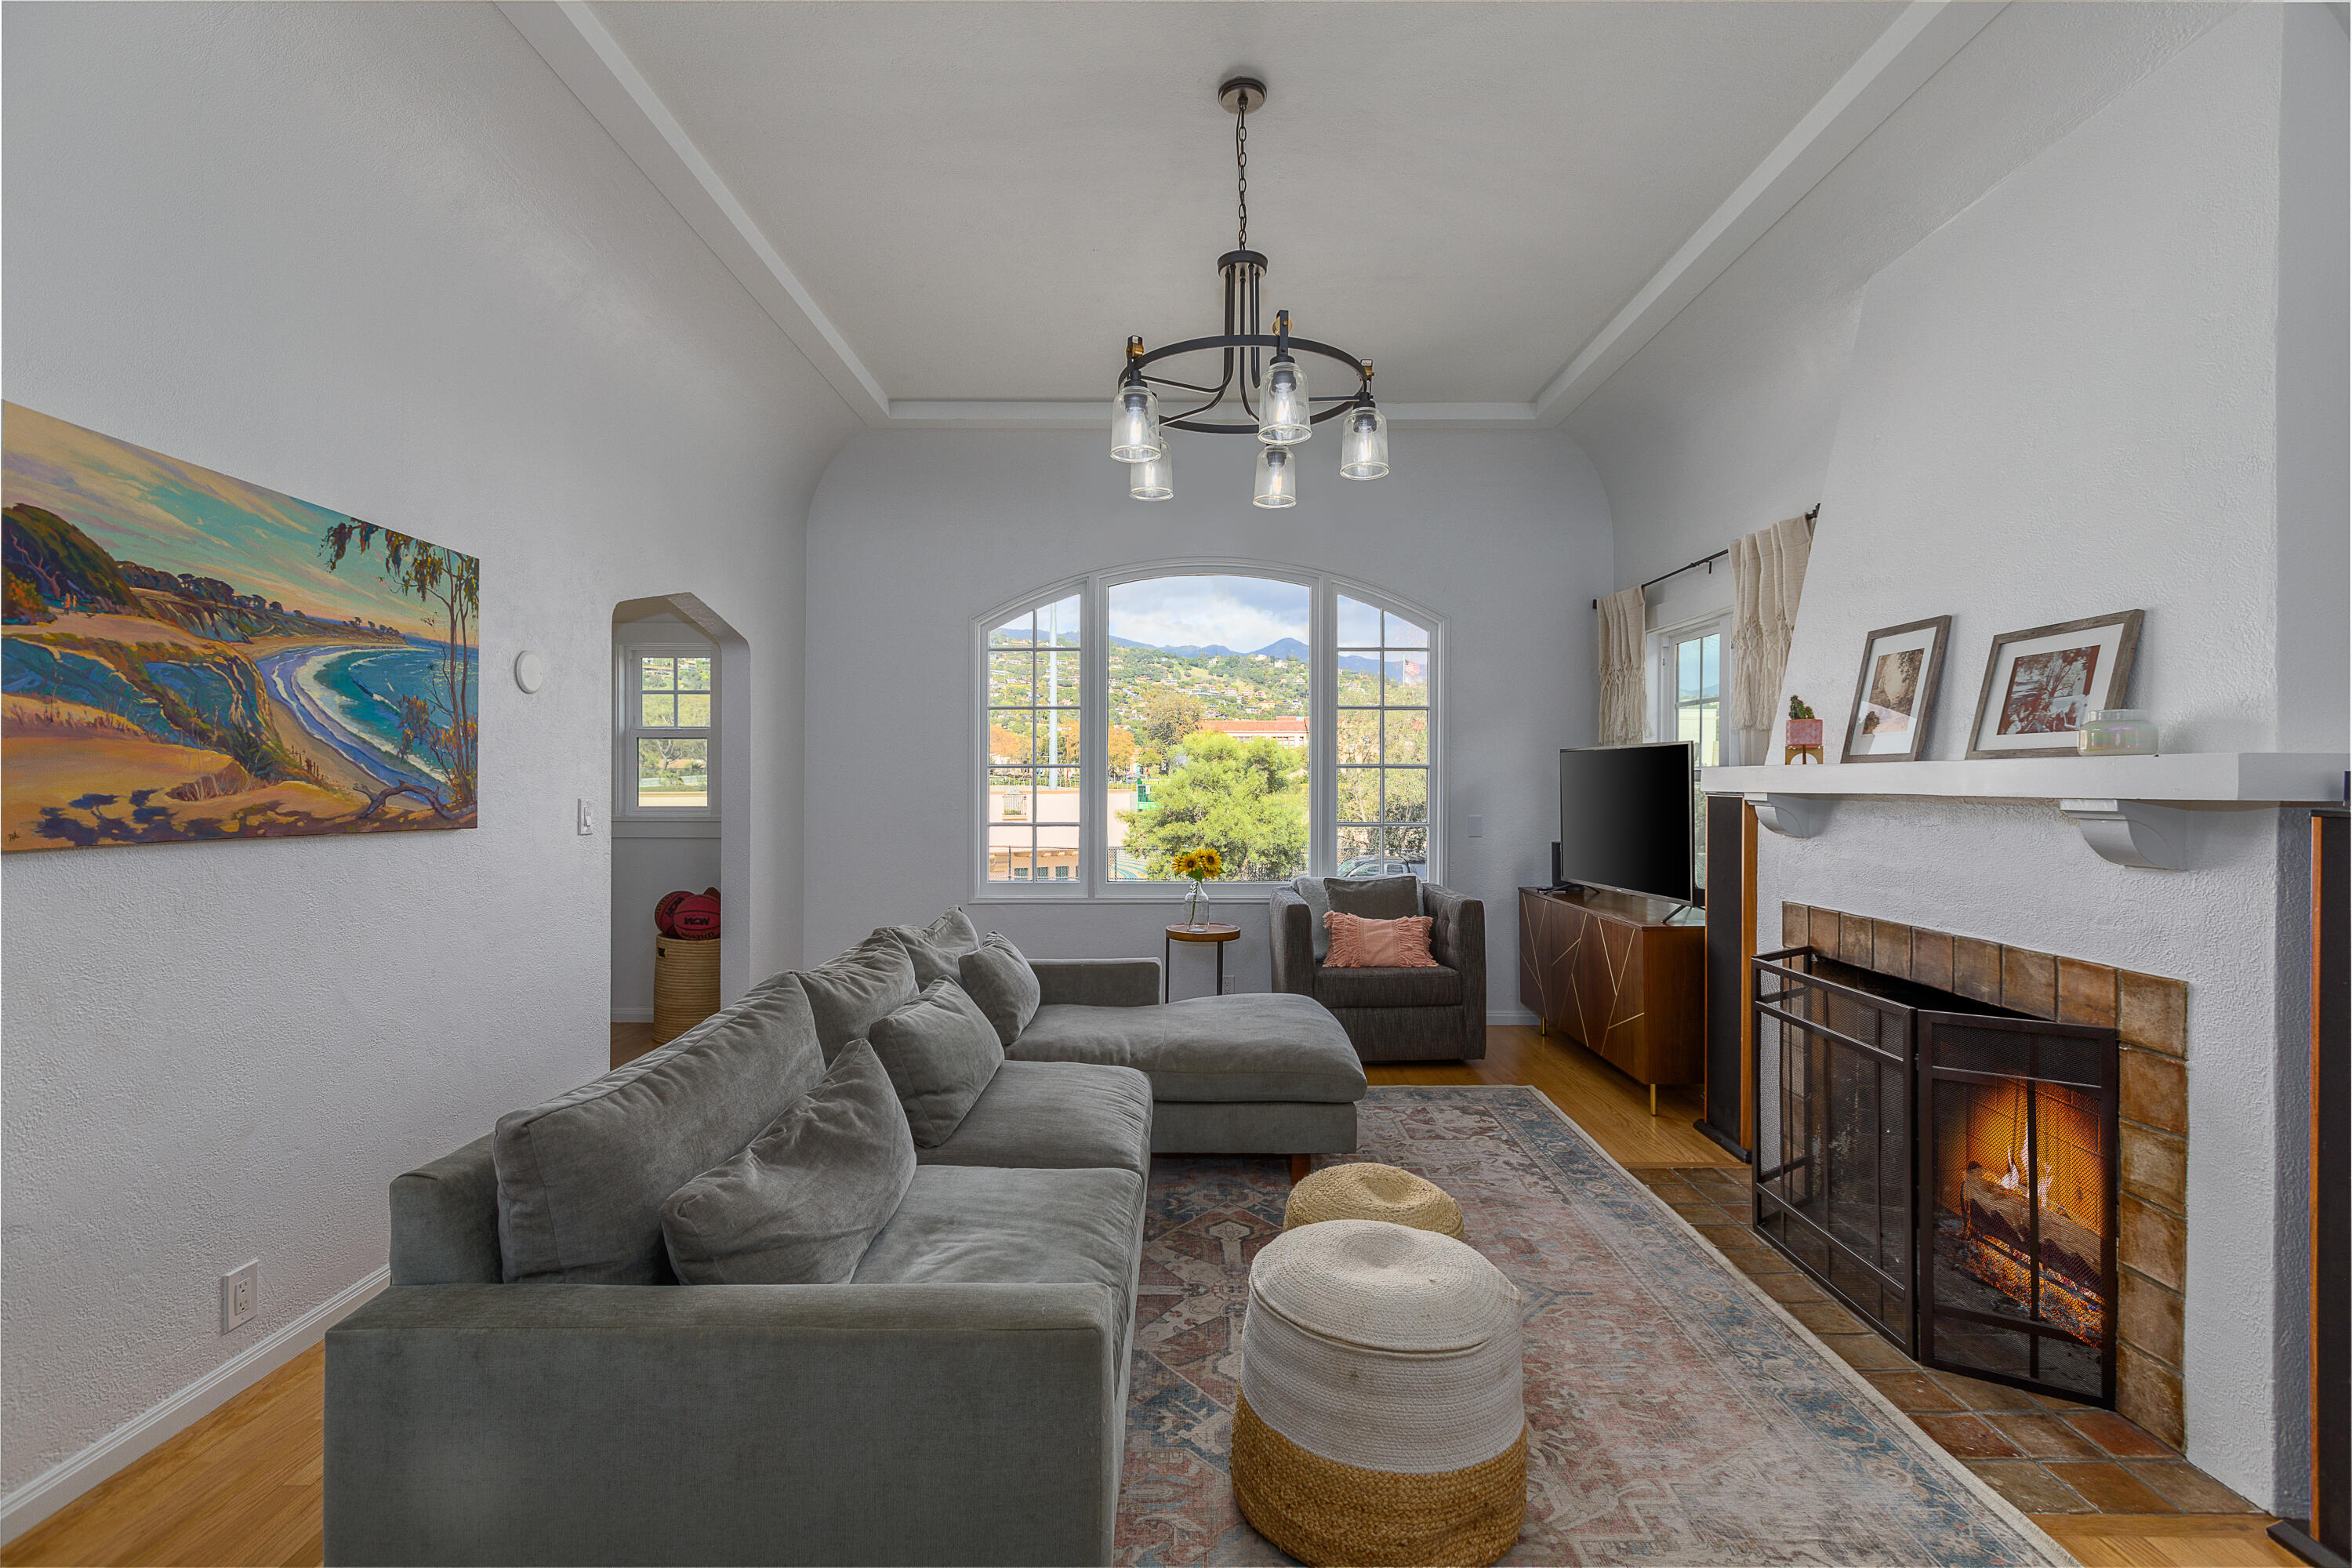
[{"xmin": 324, "ymin": 915, "xmax": 1363, "ymax": 1567}]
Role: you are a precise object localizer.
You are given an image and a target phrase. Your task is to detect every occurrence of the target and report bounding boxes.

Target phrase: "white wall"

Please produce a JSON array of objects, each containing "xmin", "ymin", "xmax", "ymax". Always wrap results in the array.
[
  {"xmin": 0, "ymin": 2, "xmax": 858, "ymax": 1523},
  {"xmin": 1573, "ymin": 5, "xmax": 2346, "ymax": 1509},
  {"xmin": 800, "ymin": 430, "xmax": 1612, "ymax": 1008}
]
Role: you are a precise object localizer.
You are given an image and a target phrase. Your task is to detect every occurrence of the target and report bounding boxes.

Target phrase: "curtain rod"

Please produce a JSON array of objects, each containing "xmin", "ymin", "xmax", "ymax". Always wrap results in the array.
[{"xmin": 1592, "ymin": 505, "xmax": 1818, "ymax": 611}]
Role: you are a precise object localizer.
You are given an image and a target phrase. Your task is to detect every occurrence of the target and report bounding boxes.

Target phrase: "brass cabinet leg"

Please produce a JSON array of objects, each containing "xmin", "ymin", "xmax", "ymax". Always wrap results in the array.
[
  {"xmin": 1538, "ymin": 1018, "xmax": 1547, "ymax": 1036},
  {"xmin": 1650, "ymin": 1084, "xmax": 1659, "ymax": 1117}
]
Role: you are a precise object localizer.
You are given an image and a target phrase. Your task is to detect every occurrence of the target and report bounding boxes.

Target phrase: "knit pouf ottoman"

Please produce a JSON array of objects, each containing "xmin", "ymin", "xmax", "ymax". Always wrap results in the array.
[
  {"xmin": 1283, "ymin": 1160, "xmax": 1465, "ymax": 1239},
  {"xmin": 1232, "ymin": 1218, "xmax": 1526, "ymax": 1566}
]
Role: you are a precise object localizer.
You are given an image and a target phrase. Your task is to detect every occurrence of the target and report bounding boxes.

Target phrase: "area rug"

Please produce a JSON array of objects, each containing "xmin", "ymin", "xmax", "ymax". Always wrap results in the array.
[{"xmin": 1116, "ymin": 1085, "xmax": 2065, "ymax": 1566}]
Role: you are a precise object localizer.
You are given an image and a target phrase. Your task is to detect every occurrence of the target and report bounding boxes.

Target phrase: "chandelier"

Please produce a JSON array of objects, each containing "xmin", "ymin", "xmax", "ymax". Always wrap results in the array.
[{"xmin": 1109, "ymin": 77, "xmax": 1389, "ymax": 507}]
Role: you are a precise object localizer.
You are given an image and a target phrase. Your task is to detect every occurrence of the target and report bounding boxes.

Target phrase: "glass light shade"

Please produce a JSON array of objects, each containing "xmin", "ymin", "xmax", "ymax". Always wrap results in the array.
[
  {"xmin": 1339, "ymin": 404, "xmax": 1389, "ymax": 480},
  {"xmin": 1128, "ymin": 436, "xmax": 1173, "ymax": 501},
  {"xmin": 1109, "ymin": 382, "xmax": 1163, "ymax": 463},
  {"xmin": 1253, "ymin": 442, "xmax": 1298, "ymax": 508},
  {"xmin": 1258, "ymin": 354, "xmax": 1312, "ymax": 445}
]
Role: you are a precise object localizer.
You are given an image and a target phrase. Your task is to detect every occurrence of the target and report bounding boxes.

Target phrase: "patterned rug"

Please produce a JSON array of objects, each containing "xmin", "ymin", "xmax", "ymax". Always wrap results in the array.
[{"xmin": 1116, "ymin": 1086, "xmax": 2064, "ymax": 1566}]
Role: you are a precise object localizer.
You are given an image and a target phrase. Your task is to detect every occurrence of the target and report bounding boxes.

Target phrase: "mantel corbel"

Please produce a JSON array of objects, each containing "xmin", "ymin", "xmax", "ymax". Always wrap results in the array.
[{"xmin": 2058, "ymin": 798, "xmax": 2189, "ymax": 871}]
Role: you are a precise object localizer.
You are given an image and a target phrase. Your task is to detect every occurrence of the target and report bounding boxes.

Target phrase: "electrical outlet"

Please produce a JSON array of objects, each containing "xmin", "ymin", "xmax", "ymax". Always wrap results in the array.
[
  {"xmin": 221, "ymin": 1261, "xmax": 258, "ymax": 1334},
  {"xmin": 1466, "ymin": 815, "xmax": 1485, "ymax": 838},
  {"xmin": 577, "ymin": 797, "xmax": 595, "ymax": 835}
]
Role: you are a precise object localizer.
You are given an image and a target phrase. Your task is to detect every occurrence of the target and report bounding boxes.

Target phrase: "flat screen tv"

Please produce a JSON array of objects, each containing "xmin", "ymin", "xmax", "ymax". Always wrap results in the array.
[{"xmin": 1559, "ymin": 742, "xmax": 1694, "ymax": 903}]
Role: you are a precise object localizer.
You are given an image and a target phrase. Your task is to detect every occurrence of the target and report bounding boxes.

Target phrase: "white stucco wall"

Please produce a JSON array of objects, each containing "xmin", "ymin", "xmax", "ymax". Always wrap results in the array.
[
  {"xmin": 800, "ymin": 430, "xmax": 1613, "ymax": 1009},
  {"xmin": 0, "ymin": 2, "xmax": 858, "ymax": 1523}
]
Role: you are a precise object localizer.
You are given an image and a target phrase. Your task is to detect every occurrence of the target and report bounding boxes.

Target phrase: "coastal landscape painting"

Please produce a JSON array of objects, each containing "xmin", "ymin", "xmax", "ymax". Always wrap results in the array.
[{"xmin": 2, "ymin": 403, "xmax": 477, "ymax": 851}]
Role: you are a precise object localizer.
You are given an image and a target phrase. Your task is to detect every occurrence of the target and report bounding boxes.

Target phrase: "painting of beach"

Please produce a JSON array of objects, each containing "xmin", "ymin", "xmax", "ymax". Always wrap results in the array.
[{"xmin": 2, "ymin": 403, "xmax": 477, "ymax": 851}]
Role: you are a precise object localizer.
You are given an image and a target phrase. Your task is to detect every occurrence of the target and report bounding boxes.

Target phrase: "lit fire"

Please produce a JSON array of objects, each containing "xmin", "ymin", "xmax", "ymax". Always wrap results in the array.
[{"xmin": 1947, "ymin": 1083, "xmax": 2107, "ymax": 1345}]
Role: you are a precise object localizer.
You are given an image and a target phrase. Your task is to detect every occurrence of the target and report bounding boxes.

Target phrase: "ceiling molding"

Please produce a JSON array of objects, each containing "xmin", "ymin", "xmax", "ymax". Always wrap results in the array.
[
  {"xmin": 506, "ymin": 0, "xmax": 2002, "ymax": 434},
  {"xmin": 497, "ymin": 0, "xmax": 893, "ymax": 424},
  {"xmin": 1533, "ymin": 0, "xmax": 2005, "ymax": 425}
]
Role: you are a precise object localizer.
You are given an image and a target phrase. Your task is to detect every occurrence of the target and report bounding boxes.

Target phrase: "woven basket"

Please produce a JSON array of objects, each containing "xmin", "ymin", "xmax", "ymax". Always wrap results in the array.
[
  {"xmin": 1283, "ymin": 1162, "xmax": 1464, "ymax": 1239},
  {"xmin": 652, "ymin": 934, "xmax": 720, "ymax": 1046},
  {"xmin": 1235, "ymin": 1220, "xmax": 1526, "ymax": 1566}
]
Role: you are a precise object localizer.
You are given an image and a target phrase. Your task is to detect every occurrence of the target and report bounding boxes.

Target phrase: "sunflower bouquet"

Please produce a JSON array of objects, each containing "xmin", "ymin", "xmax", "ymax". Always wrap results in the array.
[{"xmin": 1171, "ymin": 845, "xmax": 1223, "ymax": 927}]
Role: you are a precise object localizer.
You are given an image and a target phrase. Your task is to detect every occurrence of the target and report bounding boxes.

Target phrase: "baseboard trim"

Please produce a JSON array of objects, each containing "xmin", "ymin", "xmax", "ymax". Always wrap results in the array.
[
  {"xmin": 611, "ymin": 1007, "xmax": 654, "ymax": 1023},
  {"xmin": 0, "ymin": 1265, "xmax": 390, "ymax": 1544},
  {"xmin": 1489, "ymin": 1007, "xmax": 1539, "ymax": 1025}
]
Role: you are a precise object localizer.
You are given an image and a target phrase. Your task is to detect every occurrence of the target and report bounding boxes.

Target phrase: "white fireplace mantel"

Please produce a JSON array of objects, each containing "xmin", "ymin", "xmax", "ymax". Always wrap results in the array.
[{"xmin": 1699, "ymin": 752, "xmax": 2348, "ymax": 870}]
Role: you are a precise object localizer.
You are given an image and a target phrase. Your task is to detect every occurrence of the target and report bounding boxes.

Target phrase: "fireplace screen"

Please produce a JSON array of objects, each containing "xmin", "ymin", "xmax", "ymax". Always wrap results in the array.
[{"xmin": 1918, "ymin": 1018, "xmax": 2118, "ymax": 1403}]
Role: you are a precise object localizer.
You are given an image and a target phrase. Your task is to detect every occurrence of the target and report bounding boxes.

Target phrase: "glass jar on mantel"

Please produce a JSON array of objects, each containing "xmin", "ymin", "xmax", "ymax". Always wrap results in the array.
[{"xmin": 2077, "ymin": 710, "xmax": 2158, "ymax": 757}]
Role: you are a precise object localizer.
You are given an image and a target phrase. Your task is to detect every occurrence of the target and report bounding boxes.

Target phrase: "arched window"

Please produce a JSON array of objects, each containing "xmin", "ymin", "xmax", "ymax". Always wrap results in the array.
[{"xmin": 977, "ymin": 563, "xmax": 1442, "ymax": 898}]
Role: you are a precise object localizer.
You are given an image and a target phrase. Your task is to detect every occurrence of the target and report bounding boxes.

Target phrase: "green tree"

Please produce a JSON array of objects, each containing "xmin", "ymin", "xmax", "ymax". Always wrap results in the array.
[
  {"xmin": 1120, "ymin": 731, "xmax": 1305, "ymax": 881},
  {"xmin": 1134, "ymin": 688, "xmax": 1206, "ymax": 753}
]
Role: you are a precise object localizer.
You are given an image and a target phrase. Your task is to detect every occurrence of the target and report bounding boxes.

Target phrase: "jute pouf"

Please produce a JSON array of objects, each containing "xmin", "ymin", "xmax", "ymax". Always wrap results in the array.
[
  {"xmin": 1283, "ymin": 1160, "xmax": 1465, "ymax": 1240},
  {"xmin": 1233, "ymin": 1218, "xmax": 1526, "ymax": 1566}
]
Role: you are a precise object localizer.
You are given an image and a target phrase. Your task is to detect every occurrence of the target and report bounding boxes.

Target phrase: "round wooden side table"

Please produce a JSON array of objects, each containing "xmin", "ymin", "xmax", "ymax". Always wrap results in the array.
[{"xmin": 1164, "ymin": 922, "xmax": 1242, "ymax": 1001}]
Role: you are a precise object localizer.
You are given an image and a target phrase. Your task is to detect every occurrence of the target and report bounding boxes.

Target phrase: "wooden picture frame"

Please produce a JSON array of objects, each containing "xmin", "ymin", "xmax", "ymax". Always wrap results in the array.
[
  {"xmin": 1965, "ymin": 610, "xmax": 2145, "ymax": 760},
  {"xmin": 1841, "ymin": 616, "xmax": 1951, "ymax": 764}
]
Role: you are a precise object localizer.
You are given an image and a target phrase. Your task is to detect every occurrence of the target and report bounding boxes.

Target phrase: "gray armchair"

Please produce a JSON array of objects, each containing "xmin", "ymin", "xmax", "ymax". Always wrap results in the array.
[{"xmin": 1271, "ymin": 882, "xmax": 1486, "ymax": 1062}]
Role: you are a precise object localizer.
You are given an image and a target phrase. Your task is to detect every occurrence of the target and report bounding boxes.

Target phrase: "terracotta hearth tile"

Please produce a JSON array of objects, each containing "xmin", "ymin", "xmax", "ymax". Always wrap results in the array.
[
  {"xmin": 2058, "ymin": 958, "xmax": 2119, "ymax": 1028},
  {"xmin": 2120, "ymin": 1124, "xmax": 2188, "ymax": 1211},
  {"xmin": 1865, "ymin": 1371, "xmax": 1965, "ymax": 1412},
  {"xmin": 1683, "ymin": 1167, "xmax": 1747, "ymax": 1192},
  {"xmin": 1913, "ymin": 1413, "xmax": 2020, "ymax": 1459},
  {"xmin": 1823, "ymin": 1333, "xmax": 1915, "ymax": 1372},
  {"xmin": 2122, "ymin": 1461, "xmax": 2256, "ymax": 1514},
  {"xmin": 1783, "ymin": 902, "xmax": 1810, "ymax": 949},
  {"xmin": 2066, "ymin": 1409, "xmax": 2177, "ymax": 1460},
  {"xmin": 2120, "ymin": 1049, "xmax": 2189, "ymax": 1135},
  {"xmin": 1840, "ymin": 912, "xmax": 1874, "ymax": 968},
  {"xmin": 1648, "ymin": 1182, "xmax": 1704, "ymax": 1204},
  {"xmin": 1693, "ymin": 1223, "xmax": 1755, "ymax": 1251},
  {"xmin": 1954, "ymin": 937, "xmax": 2002, "ymax": 1005},
  {"xmin": 2119, "ymin": 1269, "xmax": 2186, "ymax": 1368},
  {"xmin": 2044, "ymin": 1461, "xmax": 2176, "ymax": 1514},
  {"xmin": 1964, "ymin": 1461, "xmax": 2094, "ymax": 1514},
  {"xmin": 1752, "ymin": 1270, "xmax": 1828, "ymax": 1305},
  {"xmin": 1984, "ymin": 1413, "xmax": 2106, "ymax": 1460},
  {"xmin": 1784, "ymin": 1300, "xmax": 1866, "ymax": 1335},
  {"xmin": 2117, "ymin": 1345, "xmax": 2187, "ymax": 1450},
  {"xmin": 1668, "ymin": 1200, "xmax": 1736, "ymax": 1226},
  {"xmin": 2027, "ymin": 1389, "xmax": 2092, "ymax": 1411},
  {"xmin": 1907, "ymin": 927, "xmax": 1955, "ymax": 993},
  {"xmin": 1932, "ymin": 1373, "xmax": 2044, "ymax": 1413},
  {"xmin": 2118, "ymin": 971, "xmax": 2188, "ymax": 1058},
  {"xmin": 2119, "ymin": 1197, "xmax": 2187, "ymax": 1292},
  {"xmin": 1872, "ymin": 920, "xmax": 1914, "ymax": 980},
  {"xmin": 1810, "ymin": 906, "xmax": 1842, "ymax": 956},
  {"xmin": 2001, "ymin": 948, "xmax": 2057, "ymax": 1020},
  {"xmin": 1728, "ymin": 1246, "xmax": 1795, "ymax": 1276}
]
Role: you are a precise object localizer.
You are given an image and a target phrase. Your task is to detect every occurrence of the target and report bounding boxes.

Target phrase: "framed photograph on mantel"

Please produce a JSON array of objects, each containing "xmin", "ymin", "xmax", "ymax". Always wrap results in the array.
[
  {"xmin": 1966, "ymin": 609, "xmax": 2145, "ymax": 760},
  {"xmin": 1841, "ymin": 615, "xmax": 1951, "ymax": 763}
]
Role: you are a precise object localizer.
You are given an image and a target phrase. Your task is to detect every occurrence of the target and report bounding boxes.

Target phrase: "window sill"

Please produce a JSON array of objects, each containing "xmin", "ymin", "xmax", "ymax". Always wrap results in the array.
[
  {"xmin": 615, "ymin": 817, "xmax": 721, "ymax": 840},
  {"xmin": 969, "ymin": 884, "xmax": 1289, "ymax": 906}
]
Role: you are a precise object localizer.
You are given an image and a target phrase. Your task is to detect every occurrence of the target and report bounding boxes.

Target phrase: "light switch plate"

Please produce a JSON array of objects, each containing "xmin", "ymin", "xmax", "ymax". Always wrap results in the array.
[
  {"xmin": 1467, "ymin": 815, "xmax": 1485, "ymax": 838},
  {"xmin": 221, "ymin": 1261, "xmax": 258, "ymax": 1334},
  {"xmin": 577, "ymin": 798, "xmax": 594, "ymax": 835}
]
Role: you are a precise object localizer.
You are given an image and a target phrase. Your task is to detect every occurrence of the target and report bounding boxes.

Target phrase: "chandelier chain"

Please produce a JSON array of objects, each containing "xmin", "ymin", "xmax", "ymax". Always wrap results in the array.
[{"xmin": 1235, "ymin": 100, "xmax": 1248, "ymax": 251}]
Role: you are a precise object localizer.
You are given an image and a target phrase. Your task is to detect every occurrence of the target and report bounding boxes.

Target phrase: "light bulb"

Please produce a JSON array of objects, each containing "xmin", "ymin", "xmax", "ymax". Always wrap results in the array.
[
  {"xmin": 1129, "ymin": 435, "xmax": 1173, "ymax": 500},
  {"xmin": 1258, "ymin": 354, "xmax": 1311, "ymax": 445},
  {"xmin": 1109, "ymin": 381, "xmax": 1163, "ymax": 463},
  {"xmin": 1253, "ymin": 442, "xmax": 1298, "ymax": 508},
  {"xmin": 1339, "ymin": 403, "xmax": 1388, "ymax": 480}
]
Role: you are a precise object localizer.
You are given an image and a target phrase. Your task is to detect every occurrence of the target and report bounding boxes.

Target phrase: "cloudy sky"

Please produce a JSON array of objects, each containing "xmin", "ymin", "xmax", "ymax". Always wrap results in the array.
[{"xmin": 1109, "ymin": 574, "xmax": 1309, "ymax": 650}]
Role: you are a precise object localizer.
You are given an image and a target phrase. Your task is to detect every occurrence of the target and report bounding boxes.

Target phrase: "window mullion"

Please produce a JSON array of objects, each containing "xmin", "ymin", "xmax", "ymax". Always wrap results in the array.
[
  {"xmin": 1312, "ymin": 577, "xmax": 1335, "ymax": 877},
  {"xmin": 1083, "ymin": 573, "xmax": 1106, "ymax": 896}
]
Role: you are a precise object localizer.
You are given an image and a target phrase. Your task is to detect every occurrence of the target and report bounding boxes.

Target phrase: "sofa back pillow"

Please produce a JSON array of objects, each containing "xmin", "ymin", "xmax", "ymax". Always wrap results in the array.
[
  {"xmin": 661, "ymin": 1041, "xmax": 916, "ymax": 1284},
  {"xmin": 1323, "ymin": 873, "xmax": 1421, "ymax": 922},
  {"xmin": 958, "ymin": 933, "xmax": 1041, "ymax": 1047},
  {"xmin": 797, "ymin": 931, "xmax": 920, "ymax": 1062},
  {"xmin": 875, "ymin": 907, "xmax": 981, "ymax": 988},
  {"xmin": 1324, "ymin": 912, "xmax": 1439, "ymax": 969},
  {"xmin": 865, "ymin": 979, "xmax": 1007, "ymax": 1146},
  {"xmin": 495, "ymin": 976, "xmax": 824, "ymax": 1283}
]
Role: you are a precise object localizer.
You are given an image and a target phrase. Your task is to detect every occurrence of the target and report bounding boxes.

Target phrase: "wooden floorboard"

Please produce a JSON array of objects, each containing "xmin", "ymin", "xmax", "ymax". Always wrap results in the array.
[{"xmin": 5, "ymin": 1025, "xmax": 2281, "ymax": 1568}]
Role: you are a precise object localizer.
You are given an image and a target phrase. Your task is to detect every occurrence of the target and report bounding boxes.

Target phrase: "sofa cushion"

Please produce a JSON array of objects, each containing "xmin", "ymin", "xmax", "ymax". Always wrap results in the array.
[
  {"xmin": 1324, "ymin": 873, "xmax": 1421, "ymax": 920},
  {"xmin": 865, "ymin": 978, "xmax": 1005, "ymax": 1147},
  {"xmin": 915, "ymin": 1061, "xmax": 1152, "ymax": 1176},
  {"xmin": 876, "ymin": 908, "xmax": 981, "ymax": 988},
  {"xmin": 1293, "ymin": 876, "xmax": 1334, "ymax": 960},
  {"xmin": 959, "ymin": 932, "xmax": 1041, "ymax": 1047},
  {"xmin": 1314, "ymin": 962, "xmax": 1464, "ymax": 1010},
  {"xmin": 494, "ymin": 977, "xmax": 824, "ymax": 1284},
  {"xmin": 659, "ymin": 1042, "xmax": 916, "ymax": 1285},
  {"xmin": 797, "ymin": 932, "xmax": 920, "ymax": 1062},
  {"xmin": 852, "ymin": 1165, "xmax": 1143, "ymax": 1294},
  {"xmin": 1011, "ymin": 994, "xmax": 1366, "ymax": 1103}
]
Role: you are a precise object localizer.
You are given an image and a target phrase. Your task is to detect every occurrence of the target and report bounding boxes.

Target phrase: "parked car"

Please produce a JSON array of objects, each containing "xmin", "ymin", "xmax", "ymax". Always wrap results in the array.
[{"xmin": 1335, "ymin": 856, "xmax": 1427, "ymax": 879}]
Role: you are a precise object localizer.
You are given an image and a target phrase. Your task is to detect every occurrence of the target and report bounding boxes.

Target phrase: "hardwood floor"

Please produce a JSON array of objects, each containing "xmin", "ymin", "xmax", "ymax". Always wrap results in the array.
[{"xmin": 3, "ymin": 1022, "xmax": 2290, "ymax": 1568}]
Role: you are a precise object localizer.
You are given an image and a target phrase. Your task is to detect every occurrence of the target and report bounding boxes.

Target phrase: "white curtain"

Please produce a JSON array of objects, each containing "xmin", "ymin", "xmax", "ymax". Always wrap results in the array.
[
  {"xmin": 1727, "ymin": 515, "xmax": 1813, "ymax": 760},
  {"xmin": 1595, "ymin": 586, "xmax": 1648, "ymax": 746}
]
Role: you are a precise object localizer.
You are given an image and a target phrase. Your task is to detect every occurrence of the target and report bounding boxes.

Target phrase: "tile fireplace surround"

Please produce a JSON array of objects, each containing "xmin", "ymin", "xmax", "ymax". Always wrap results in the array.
[{"xmin": 1780, "ymin": 902, "xmax": 2190, "ymax": 1448}]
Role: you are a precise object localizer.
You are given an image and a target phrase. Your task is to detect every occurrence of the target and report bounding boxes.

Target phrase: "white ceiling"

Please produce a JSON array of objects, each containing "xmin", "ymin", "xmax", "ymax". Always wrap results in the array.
[{"xmin": 510, "ymin": 2, "xmax": 1998, "ymax": 425}]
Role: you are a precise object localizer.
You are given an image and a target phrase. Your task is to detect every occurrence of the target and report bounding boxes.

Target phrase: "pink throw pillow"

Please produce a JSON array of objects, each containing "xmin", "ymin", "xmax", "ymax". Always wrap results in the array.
[{"xmin": 1323, "ymin": 911, "xmax": 1439, "ymax": 969}]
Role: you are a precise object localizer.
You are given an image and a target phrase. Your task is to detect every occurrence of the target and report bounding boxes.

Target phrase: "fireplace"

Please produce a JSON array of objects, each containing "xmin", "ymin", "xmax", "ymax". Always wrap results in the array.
[{"xmin": 1752, "ymin": 946, "xmax": 2121, "ymax": 1405}]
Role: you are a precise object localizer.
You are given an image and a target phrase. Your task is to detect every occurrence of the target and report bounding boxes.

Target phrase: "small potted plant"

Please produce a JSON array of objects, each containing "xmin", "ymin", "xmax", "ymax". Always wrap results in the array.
[
  {"xmin": 1785, "ymin": 696, "xmax": 1824, "ymax": 764},
  {"xmin": 1172, "ymin": 845, "xmax": 1223, "ymax": 927}
]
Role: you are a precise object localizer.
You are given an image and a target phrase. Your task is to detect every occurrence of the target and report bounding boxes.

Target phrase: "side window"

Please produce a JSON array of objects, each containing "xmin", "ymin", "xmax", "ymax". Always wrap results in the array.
[
  {"xmin": 622, "ymin": 644, "xmax": 715, "ymax": 817},
  {"xmin": 985, "ymin": 595, "xmax": 1081, "ymax": 884},
  {"xmin": 1335, "ymin": 596, "xmax": 1430, "ymax": 871}
]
